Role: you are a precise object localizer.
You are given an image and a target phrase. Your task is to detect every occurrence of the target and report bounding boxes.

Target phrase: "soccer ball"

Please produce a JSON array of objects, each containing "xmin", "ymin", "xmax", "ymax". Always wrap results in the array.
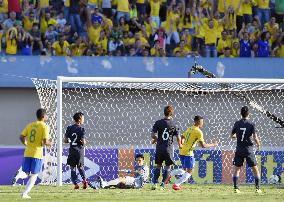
[{"xmin": 268, "ymin": 175, "xmax": 280, "ymax": 184}]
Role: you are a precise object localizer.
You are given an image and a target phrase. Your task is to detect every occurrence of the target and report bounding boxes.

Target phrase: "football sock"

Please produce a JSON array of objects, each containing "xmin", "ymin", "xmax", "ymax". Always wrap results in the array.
[
  {"xmin": 22, "ymin": 174, "xmax": 38, "ymax": 195},
  {"xmin": 71, "ymin": 168, "xmax": 78, "ymax": 185},
  {"xmin": 162, "ymin": 168, "xmax": 171, "ymax": 183},
  {"xmin": 78, "ymin": 167, "xmax": 86, "ymax": 181},
  {"xmin": 254, "ymin": 176, "xmax": 260, "ymax": 189},
  {"xmin": 153, "ymin": 167, "xmax": 161, "ymax": 184},
  {"xmin": 170, "ymin": 169, "xmax": 185, "ymax": 177},
  {"xmin": 233, "ymin": 176, "xmax": 239, "ymax": 189},
  {"xmin": 175, "ymin": 172, "xmax": 191, "ymax": 186}
]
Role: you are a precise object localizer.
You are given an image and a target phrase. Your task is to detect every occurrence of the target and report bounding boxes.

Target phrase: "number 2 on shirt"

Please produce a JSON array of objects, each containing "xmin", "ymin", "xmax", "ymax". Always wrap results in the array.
[
  {"xmin": 240, "ymin": 128, "xmax": 246, "ymax": 141},
  {"xmin": 71, "ymin": 133, "xmax": 78, "ymax": 145}
]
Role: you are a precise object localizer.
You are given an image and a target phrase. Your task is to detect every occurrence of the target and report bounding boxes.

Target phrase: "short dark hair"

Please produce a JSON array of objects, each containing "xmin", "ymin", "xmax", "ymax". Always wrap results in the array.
[
  {"xmin": 36, "ymin": 108, "xmax": 47, "ymax": 119},
  {"xmin": 241, "ymin": 106, "xmax": 249, "ymax": 118},
  {"xmin": 73, "ymin": 112, "xmax": 84, "ymax": 122},
  {"xmin": 164, "ymin": 105, "xmax": 174, "ymax": 117},
  {"xmin": 135, "ymin": 153, "xmax": 144, "ymax": 160},
  {"xmin": 194, "ymin": 115, "xmax": 203, "ymax": 123}
]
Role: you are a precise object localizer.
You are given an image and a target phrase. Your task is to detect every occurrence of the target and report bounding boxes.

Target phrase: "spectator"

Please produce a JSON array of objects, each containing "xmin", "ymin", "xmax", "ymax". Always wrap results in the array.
[
  {"xmin": 243, "ymin": 0, "xmax": 257, "ymax": 25},
  {"xmin": 40, "ymin": 10, "xmax": 58, "ymax": 34},
  {"xmin": 204, "ymin": 19, "xmax": 218, "ymax": 57},
  {"xmin": 219, "ymin": 46, "xmax": 234, "ymax": 57},
  {"xmin": 256, "ymin": 0, "xmax": 270, "ymax": 26},
  {"xmin": 18, "ymin": 26, "xmax": 33, "ymax": 55},
  {"xmin": 23, "ymin": 11, "xmax": 38, "ymax": 32},
  {"xmin": 64, "ymin": 0, "xmax": 70, "ymax": 22},
  {"xmin": 88, "ymin": 0, "xmax": 98, "ymax": 10},
  {"xmin": 30, "ymin": 23, "xmax": 43, "ymax": 54},
  {"xmin": 265, "ymin": 17, "xmax": 279, "ymax": 36},
  {"xmin": 217, "ymin": 30, "xmax": 231, "ymax": 56},
  {"xmin": 5, "ymin": 25, "xmax": 18, "ymax": 55},
  {"xmin": 0, "ymin": 0, "xmax": 8, "ymax": 23},
  {"xmin": 70, "ymin": 36, "xmax": 86, "ymax": 56},
  {"xmin": 87, "ymin": 19, "xmax": 102, "ymax": 46},
  {"xmin": 57, "ymin": 12, "xmax": 67, "ymax": 32},
  {"xmin": 150, "ymin": 39, "xmax": 160, "ymax": 56},
  {"xmin": 69, "ymin": 0, "xmax": 83, "ymax": 35},
  {"xmin": 150, "ymin": 0, "xmax": 161, "ymax": 27},
  {"xmin": 3, "ymin": 11, "xmax": 17, "ymax": 30},
  {"xmin": 180, "ymin": 29, "xmax": 193, "ymax": 52},
  {"xmin": 129, "ymin": 3, "xmax": 138, "ymax": 19},
  {"xmin": 118, "ymin": 16, "xmax": 129, "ymax": 33},
  {"xmin": 92, "ymin": 7, "xmax": 103, "ymax": 24},
  {"xmin": 8, "ymin": 0, "xmax": 21, "ymax": 18},
  {"xmin": 272, "ymin": 35, "xmax": 284, "ymax": 57},
  {"xmin": 45, "ymin": 24, "xmax": 58, "ymax": 44},
  {"xmin": 101, "ymin": 0, "xmax": 112, "ymax": 19},
  {"xmin": 162, "ymin": 4, "xmax": 180, "ymax": 48},
  {"xmin": 116, "ymin": 0, "xmax": 130, "ymax": 23},
  {"xmin": 52, "ymin": 34, "xmax": 70, "ymax": 56},
  {"xmin": 95, "ymin": 30, "xmax": 108, "ymax": 55},
  {"xmin": 108, "ymin": 36, "xmax": 124, "ymax": 54},
  {"xmin": 257, "ymin": 31, "xmax": 270, "ymax": 57},
  {"xmin": 239, "ymin": 29, "xmax": 253, "ymax": 57},
  {"xmin": 136, "ymin": 0, "xmax": 147, "ymax": 20},
  {"xmin": 231, "ymin": 39, "xmax": 240, "ymax": 57},
  {"xmin": 173, "ymin": 40, "xmax": 190, "ymax": 57}
]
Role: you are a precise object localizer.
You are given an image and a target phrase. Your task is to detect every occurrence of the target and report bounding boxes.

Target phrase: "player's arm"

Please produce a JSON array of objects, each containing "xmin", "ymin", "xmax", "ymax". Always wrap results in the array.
[
  {"xmin": 151, "ymin": 132, "xmax": 158, "ymax": 144},
  {"xmin": 199, "ymin": 140, "xmax": 218, "ymax": 148},
  {"xmin": 253, "ymin": 133, "xmax": 261, "ymax": 150},
  {"xmin": 19, "ymin": 135, "xmax": 27, "ymax": 146},
  {"xmin": 63, "ymin": 136, "xmax": 69, "ymax": 143},
  {"xmin": 177, "ymin": 135, "xmax": 183, "ymax": 149},
  {"xmin": 231, "ymin": 133, "xmax": 237, "ymax": 139},
  {"xmin": 231, "ymin": 122, "xmax": 237, "ymax": 139},
  {"xmin": 43, "ymin": 138, "xmax": 53, "ymax": 147},
  {"xmin": 81, "ymin": 138, "xmax": 86, "ymax": 145}
]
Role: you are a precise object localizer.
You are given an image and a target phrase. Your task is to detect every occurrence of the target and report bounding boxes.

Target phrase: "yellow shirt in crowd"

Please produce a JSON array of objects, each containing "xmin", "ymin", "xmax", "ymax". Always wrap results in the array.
[
  {"xmin": 117, "ymin": 0, "xmax": 129, "ymax": 12},
  {"xmin": 150, "ymin": 0, "xmax": 160, "ymax": 17},
  {"xmin": 0, "ymin": 0, "xmax": 8, "ymax": 13},
  {"xmin": 52, "ymin": 41, "xmax": 70, "ymax": 56}
]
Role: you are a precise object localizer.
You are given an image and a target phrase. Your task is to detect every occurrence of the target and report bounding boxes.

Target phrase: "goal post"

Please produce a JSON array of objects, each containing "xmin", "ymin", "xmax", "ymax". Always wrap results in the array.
[{"xmin": 31, "ymin": 77, "xmax": 284, "ymax": 186}]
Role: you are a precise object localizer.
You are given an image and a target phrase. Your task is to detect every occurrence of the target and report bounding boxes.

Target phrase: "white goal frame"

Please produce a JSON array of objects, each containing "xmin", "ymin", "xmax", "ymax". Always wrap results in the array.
[{"xmin": 56, "ymin": 76, "xmax": 284, "ymax": 186}]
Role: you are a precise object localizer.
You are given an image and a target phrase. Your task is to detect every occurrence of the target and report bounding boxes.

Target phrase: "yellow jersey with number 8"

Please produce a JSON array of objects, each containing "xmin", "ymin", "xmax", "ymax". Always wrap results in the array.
[
  {"xmin": 21, "ymin": 121, "xmax": 49, "ymax": 159},
  {"xmin": 179, "ymin": 126, "xmax": 204, "ymax": 156}
]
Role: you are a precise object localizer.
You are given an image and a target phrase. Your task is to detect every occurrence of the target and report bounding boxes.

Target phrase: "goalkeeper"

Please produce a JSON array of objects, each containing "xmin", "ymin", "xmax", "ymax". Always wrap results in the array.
[{"xmin": 90, "ymin": 154, "xmax": 149, "ymax": 189}]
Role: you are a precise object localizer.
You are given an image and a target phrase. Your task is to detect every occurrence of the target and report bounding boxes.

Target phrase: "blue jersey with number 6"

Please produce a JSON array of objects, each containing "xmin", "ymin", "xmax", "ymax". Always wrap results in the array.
[
  {"xmin": 232, "ymin": 119, "xmax": 256, "ymax": 153},
  {"xmin": 65, "ymin": 124, "xmax": 85, "ymax": 152},
  {"xmin": 152, "ymin": 118, "xmax": 179, "ymax": 152}
]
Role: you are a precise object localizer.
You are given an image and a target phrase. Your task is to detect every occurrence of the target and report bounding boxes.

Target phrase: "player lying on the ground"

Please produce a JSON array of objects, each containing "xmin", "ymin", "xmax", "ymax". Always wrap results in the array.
[{"xmin": 89, "ymin": 154, "xmax": 149, "ymax": 189}]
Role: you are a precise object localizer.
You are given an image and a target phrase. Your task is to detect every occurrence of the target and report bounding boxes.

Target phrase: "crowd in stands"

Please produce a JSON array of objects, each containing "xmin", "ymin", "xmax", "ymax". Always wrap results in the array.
[{"xmin": 0, "ymin": 0, "xmax": 283, "ymax": 57}]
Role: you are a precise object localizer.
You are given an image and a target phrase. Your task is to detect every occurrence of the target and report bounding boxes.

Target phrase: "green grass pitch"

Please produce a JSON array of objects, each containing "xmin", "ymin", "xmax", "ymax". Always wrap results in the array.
[{"xmin": 1, "ymin": 184, "xmax": 284, "ymax": 202}]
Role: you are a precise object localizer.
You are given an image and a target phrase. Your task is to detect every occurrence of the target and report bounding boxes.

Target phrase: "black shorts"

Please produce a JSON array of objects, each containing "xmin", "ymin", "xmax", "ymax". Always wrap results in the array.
[
  {"xmin": 67, "ymin": 149, "xmax": 84, "ymax": 167},
  {"xmin": 233, "ymin": 151, "xmax": 257, "ymax": 167},
  {"xmin": 155, "ymin": 150, "xmax": 175, "ymax": 166}
]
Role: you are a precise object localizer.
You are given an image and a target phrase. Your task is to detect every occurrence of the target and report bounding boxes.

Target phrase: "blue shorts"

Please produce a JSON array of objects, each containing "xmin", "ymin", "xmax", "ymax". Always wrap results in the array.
[
  {"xmin": 22, "ymin": 157, "xmax": 42, "ymax": 174},
  {"xmin": 179, "ymin": 155, "xmax": 195, "ymax": 169}
]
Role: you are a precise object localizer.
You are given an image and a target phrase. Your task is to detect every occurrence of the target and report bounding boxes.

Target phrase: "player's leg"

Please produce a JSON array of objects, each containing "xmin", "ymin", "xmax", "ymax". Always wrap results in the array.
[
  {"xmin": 67, "ymin": 152, "xmax": 80, "ymax": 189},
  {"xmin": 247, "ymin": 153, "xmax": 262, "ymax": 193},
  {"xmin": 11, "ymin": 166, "xmax": 28, "ymax": 185},
  {"xmin": 22, "ymin": 158, "xmax": 42, "ymax": 198},
  {"xmin": 152, "ymin": 151, "xmax": 163, "ymax": 190},
  {"xmin": 70, "ymin": 166, "xmax": 79, "ymax": 189},
  {"xmin": 165, "ymin": 168, "xmax": 186, "ymax": 184},
  {"xmin": 78, "ymin": 165, "xmax": 87, "ymax": 189},
  {"xmin": 173, "ymin": 155, "xmax": 194, "ymax": 190},
  {"xmin": 232, "ymin": 153, "xmax": 244, "ymax": 193}
]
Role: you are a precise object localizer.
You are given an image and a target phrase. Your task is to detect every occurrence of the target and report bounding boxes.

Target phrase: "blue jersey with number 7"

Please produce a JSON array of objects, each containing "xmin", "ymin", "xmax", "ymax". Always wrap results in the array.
[
  {"xmin": 232, "ymin": 119, "xmax": 256, "ymax": 152},
  {"xmin": 65, "ymin": 124, "xmax": 85, "ymax": 151},
  {"xmin": 152, "ymin": 118, "xmax": 179, "ymax": 152}
]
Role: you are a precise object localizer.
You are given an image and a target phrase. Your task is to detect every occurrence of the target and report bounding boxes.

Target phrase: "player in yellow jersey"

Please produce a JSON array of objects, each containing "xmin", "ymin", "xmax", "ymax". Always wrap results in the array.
[
  {"xmin": 172, "ymin": 115, "xmax": 218, "ymax": 190},
  {"xmin": 20, "ymin": 108, "xmax": 53, "ymax": 199}
]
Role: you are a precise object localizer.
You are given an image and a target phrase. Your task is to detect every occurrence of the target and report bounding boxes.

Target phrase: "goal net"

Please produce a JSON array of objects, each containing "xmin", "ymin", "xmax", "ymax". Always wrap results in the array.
[{"xmin": 31, "ymin": 77, "xmax": 284, "ymax": 186}]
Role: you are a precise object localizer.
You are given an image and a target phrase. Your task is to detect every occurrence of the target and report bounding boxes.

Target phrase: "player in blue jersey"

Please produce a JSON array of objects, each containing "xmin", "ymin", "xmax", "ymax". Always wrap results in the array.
[
  {"xmin": 151, "ymin": 105, "xmax": 181, "ymax": 190},
  {"xmin": 231, "ymin": 106, "xmax": 262, "ymax": 194},
  {"xmin": 90, "ymin": 154, "xmax": 149, "ymax": 189},
  {"xmin": 64, "ymin": 112, "xmax": 87, "ymax": 189}
]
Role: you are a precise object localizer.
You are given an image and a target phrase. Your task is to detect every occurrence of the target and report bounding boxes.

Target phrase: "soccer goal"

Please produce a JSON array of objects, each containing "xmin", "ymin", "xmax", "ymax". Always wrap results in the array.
[{"xmin": 31, "ymin": 77, "xmax": 284, "ymax": 186}]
